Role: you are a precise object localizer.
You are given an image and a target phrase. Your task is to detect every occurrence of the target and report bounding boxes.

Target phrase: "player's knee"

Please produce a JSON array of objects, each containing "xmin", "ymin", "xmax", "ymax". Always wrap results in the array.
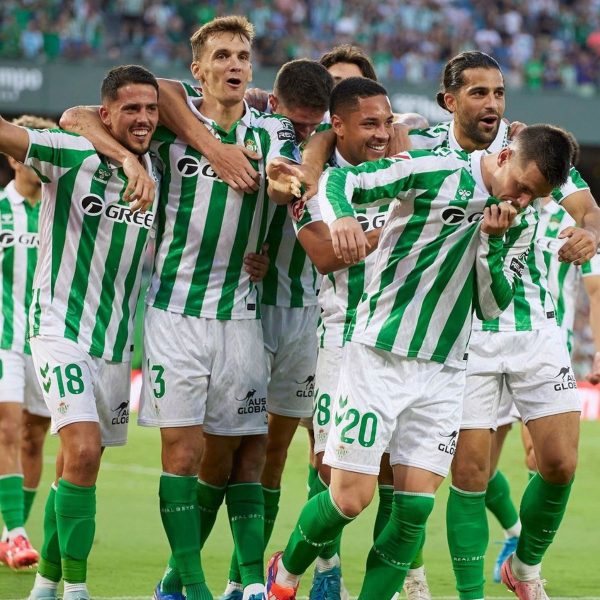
[
  {"xmin": 65, "ymin": 443, "xmax": 101, "ymax": 476},
  {"xmin": 538, "ymin": 452, "xmax": 577, "ymax": 485},
  {"xmin": 331, "ymin": 491, "xmax": 370, "ymax": 518},
  {"xmin": 0, "ymin": 418, "xmax": 20, "ymax": 450},
  {"xmin": 451, "ymin": 454, "xmax": 489, "ymax": 491}
]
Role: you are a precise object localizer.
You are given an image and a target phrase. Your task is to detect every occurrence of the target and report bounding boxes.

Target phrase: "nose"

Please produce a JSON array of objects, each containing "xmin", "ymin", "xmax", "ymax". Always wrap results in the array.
[
  {"xmin": 517, "ymin": 192, "xmax": 533, "ymax": 208},
  {"xmin": 374, "ymin": 123, "xmax": 390, "ymax": 140},
  {"xmin": 295, "ymin": 126, "xmax": 312, "ymax": 143}
]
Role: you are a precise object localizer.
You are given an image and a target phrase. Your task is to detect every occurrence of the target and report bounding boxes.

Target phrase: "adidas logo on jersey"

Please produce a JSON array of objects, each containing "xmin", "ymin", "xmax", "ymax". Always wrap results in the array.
[
  {"xmin": 80, "ymin": 195, "xmax": 154, "ymax": 229},
  {"xmin": 0, "ymin": 230, "xmax": 39, "ymax": 248}
]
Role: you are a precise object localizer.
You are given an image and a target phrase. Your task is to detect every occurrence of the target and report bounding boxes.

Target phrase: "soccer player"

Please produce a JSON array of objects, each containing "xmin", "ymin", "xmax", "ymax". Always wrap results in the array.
[
  {"xmin": 319, "ymin": 45, "xmax": 378, "ymax": 84},
  {"xmin": 0, "ymin": 65, "xmax": 160, "ymax": 600},
  {"xmin": 266, "ymin": 124, "xmax": 575, "ymax": 600},
  {"xmin": 0, "ymin": 115, "xmax": 55, "ymax": 571}
]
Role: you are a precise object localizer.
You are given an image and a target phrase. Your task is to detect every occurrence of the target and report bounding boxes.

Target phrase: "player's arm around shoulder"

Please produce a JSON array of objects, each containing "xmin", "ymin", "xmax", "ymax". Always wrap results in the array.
[{"xmin": 0, "ymin": 115, "xmax": 34, "ymax": 163}]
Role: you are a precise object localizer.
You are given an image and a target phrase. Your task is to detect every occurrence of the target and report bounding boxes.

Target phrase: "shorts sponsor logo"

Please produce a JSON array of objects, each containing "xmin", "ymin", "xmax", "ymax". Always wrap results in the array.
[
  {"xmin": 80, "ymin": 195, "xmax": 154, "ymax": 229},
  {"xmin": 112, "ymin": 400, "xmax": 130, "ymax": 425},
  {"xmin": 438, "ymin": 429, "xmax": 458, "ymax": 455},
  {"xmin": 553, "ymin": 366, "xmax": 577, "ymax": 391},
  {"xmin": 0, "ymin": 230, "xmax": 39, "ymax": 248},
  {"xmin": 57, "ymin": 401, "xmax": 69, "ymax": 415},
  {"xmin": 296, "ymin": 374, "xmax": 315, "ymax": 398},
  {"xmin": 236, "ymin": 388, "xmax": 266, "ymax": 415}
]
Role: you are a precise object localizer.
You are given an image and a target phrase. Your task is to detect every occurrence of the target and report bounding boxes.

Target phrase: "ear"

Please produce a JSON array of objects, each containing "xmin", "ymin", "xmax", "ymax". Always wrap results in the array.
[
  {"xmin": 443, "ymin": 92, "xmax": 457, "ymax": 113},
  {"xmin": 331, "ymin": 114, "xmax": 343, "ymax": 136},
  {"xmin": 190, "ymin": 60, "xmax": 204, "ymax": 84},
  {"xmin": 268, "ymin": 94, "xmax": 277, "ymax": 113},
  {"xmin": 248, "ymin": 62, "xmax": 252, "ymax": 84},
  {"xmin": 497, "ymin": 146, "xmax": 512, "ymax": 167},
  {"xmin": 98, "ymin": 105, "xmax": 110, "ymax": 128}
]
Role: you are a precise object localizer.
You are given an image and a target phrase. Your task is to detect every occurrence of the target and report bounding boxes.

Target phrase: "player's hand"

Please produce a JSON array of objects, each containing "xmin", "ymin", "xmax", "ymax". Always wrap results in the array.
[
  {"xmin": 244, "ymin": 243, "xmax": 270, "ymax": 282},
  {"xmin": 507, "ymin": 119, "xmax": 527, "ymax": 140},
  {"xmin": 245, "ymin": 87, "xmax": 269, "ymax": 111},
  {"xmin": 586, "ymin": 351, "xmax": 600, "ymax": 384},
  {"xmin": 266, "ymin": 159, "xmax": 303, "ymax": 198},
  {"xmin": 481, "ymin": 202, "xmax": 517, "ymax": 236},
  {"xmin": 386, "ymin": 123, "xmax": 411, "ymax": 157},
  {"xmin": 205, "ymin": 139, "xmax": 261, "ymax": 193},
  {"xmin": 330, "ymin": 216, "xmax": 370, "ymax": 264},
  {"xmin": 558, "ymin": 227, "xmax": 598, "ymax": 264},
  {"xmin": 122, "ymin": 155, "xmax": 155, "ymax": 212}
]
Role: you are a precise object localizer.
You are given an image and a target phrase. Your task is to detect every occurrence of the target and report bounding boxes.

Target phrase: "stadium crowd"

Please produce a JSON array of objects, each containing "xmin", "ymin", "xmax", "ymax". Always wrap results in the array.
[{"xmin": 2, "ymin": 0, "xmax": 600, "ymax": 94}]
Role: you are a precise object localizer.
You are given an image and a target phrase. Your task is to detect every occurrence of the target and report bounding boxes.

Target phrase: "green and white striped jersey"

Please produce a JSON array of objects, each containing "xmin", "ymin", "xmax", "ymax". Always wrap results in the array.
[
  {"xmin": 147, "ymin": 83, "xmax": 300, "ymax": 319},
  {"xmin": 536, "ymin": 200, "xmax": 600, "ymax": 349},
  {"xmin": 25, "ymin": 129, "xmax": 159, "ymax": 362},
  {"xmin": 292, "ymin": 149, "xmax": 390, "ymax": 348},
  {"xmin": 411, "ymin": 118, "xmax": 591, "ymax": 332},
  {"xmin": 318, "ymin": 149, "xmax": 534, "ymax": 368},
  {"xmin": 0, "ymin": 181, "xmax": 39, "ymax": 355}
]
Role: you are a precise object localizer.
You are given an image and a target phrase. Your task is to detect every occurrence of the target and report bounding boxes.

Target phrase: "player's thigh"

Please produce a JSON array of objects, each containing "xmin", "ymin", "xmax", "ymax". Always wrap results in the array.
[
  {"xmin": 23, "ymin": 354, "xmax": 50, "ymax": 419},
  {"xmin": 205, "ymin": 319, "xmax": 268, "ymax": 437},
  {"xmin": 313, "ymin": 345, "xmax": 343, "ymax": 455},
  {"xmin": 139, "ymin": 306, "xmax": 210, "ymax": 427},
  {"xmin": 0, "ymin": 349, "xmax": 26, "ymax": 412},
  {"xmin": 96, "ymin": 360, "xmax": 131, "ymax": 447},
  {"xmin": 390, "ymin": 361, "xmax": 465, "ymax": 480},
  {"xmin": 263, "ymin": 305, "xmax": 319, "ymax": 419}
]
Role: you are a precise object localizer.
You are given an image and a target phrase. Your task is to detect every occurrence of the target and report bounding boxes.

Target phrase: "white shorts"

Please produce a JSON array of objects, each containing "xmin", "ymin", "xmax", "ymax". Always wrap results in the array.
[
  {"xmin": 30, "ymin": 336, "xmax": 131, "ymax": 446},
  {"xmin": 313, "ymin": 345, "xmax": 343, "ymax": 454},
  {"xmin": 262, "ymin": 304, "xmax": 319, "ymax": 418},
  {"xmin": 462, "ymin": 328, "xmax": 580, "ymax": 430},
  {"xmin": 496, "ymin": 386, "xmax": 521, "ymax": 428},
  {"xmin": 0, "ymin": 349, "xmax": 49, "ymax": 417},
  {"xmin": 323, "ymin": 342, "xmax": 464, "ymax": 477},
  {"xmin": 139, "ymin": 307, "xmax": 268, "ymax": 435}
]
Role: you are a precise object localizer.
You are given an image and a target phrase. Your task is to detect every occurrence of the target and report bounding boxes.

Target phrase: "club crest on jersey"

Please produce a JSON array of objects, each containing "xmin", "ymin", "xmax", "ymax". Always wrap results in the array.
[
  {"xmin": 80, "ymin": 195, "xmax": 154, "ymax": 229},
  {"xmin": 245, "ymin": 139, "xmax": 258, "ymax": 154},
  {"xmin": 0, "ymin": 230, "xmax": 39, "ymax": 248}
]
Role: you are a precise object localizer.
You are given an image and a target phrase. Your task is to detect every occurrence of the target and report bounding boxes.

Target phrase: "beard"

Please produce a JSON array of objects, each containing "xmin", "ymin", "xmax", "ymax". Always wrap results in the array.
[{"xmin": 461, "ymin": 115, "xmax": 501, "ymax": 148}]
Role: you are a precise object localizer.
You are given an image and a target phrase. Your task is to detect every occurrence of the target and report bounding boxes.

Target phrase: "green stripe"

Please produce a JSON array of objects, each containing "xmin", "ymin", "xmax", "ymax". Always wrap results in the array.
[
  {"xmin": 31, "ymin": 288, "xmax": 41, "ymax": 338},
  {"xmin": 23, "ymin": 202, "xmax": 39, "ymax": 354},
  {"xmin": 555, "ymin": 261, "xmax": 571, "ymax": 325},
  {"xmin": 63, "ymin": 163, "xmax": 112, "ymax": 340},
  {"xmin": 153, "ymin": 145, "xmax": 200, "ymax": 309},
  {"xmin": 262, "ymin": 206, "xmax": 287, "ymax": 306},
  {"xmin": 343, "ymin": 263, "xmax": 366, "ymax": 343},
  {"xmin": 28, "ymin": 142, "xmax": 95, "ymax": 169},
  {"xmin": 0, "ymin": 201, "xmax": 14, "ymax": 348},
  {"xmin": 51, "ymin": 163, "xmax": 83, "ymax": 298},
  {"xmin": 152, "ymin": 141, "xmax": 172, "ymax": 269},
  {"xmin": 288, "ymin": 240, "xmax": 310, "ymax": 307},
  {"xmin": 215, "ymin": 187, "xmax": 258, "ymax": 318},
  {"xmin": 112, "ymin": 229, "xmax": 148, "ymax": 361}
]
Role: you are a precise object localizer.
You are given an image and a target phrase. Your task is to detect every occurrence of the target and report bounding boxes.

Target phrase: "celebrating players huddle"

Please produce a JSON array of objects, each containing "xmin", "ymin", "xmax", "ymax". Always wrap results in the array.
[{"xmin": 0, "ymin": 13, "xmax": 599, "ymax": 600}]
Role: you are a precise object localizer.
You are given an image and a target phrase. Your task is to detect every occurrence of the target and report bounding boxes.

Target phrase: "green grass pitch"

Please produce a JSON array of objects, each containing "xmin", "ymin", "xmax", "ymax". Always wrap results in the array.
[{"xmin": 2, "ymin": 420, "xmax": 599, "ymax": 599}]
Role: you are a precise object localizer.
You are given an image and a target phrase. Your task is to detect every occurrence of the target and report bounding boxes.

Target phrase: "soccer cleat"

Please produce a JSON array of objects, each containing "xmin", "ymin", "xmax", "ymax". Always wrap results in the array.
[
  {"xmin": 219, "ymin": 588, "xmax": 243, "ymax": 600},
  {"xmin": 27, "ymin": 589, "xmax": 58, "ymax": 600},
  {"xmin": 494, "ymin": 536, "xmax": 519, "ymax": 583},
  {"xmin": 62, "ymin": 592, "xmax": 90, "ymax": 600},
  {"xmin": 309, "ymin": 565, "xmax": 342, "ymax": 600},
  {"xmin": 248, "ymin": 595, "xmax": 267, "ymax": 600},
  {"xmin": 0, "ymin": 539, "xmax": 9, "ymax": 565},
  {"xmin": 501, "ymin": 556, "xmax": 549, "ymax": 600},
  {"xmin": 403, "ymin": 571, "xmax": 432, "ymax": 600},
  {"xmin": 154, "ymin": 583, "xmax": 186, "ymax": 600},
  {"xmin": 266, "ymin": 551, "xmax": 298, "ymax": 600},
  {"xmin": 5, "ymin": 535, "xmax": 39, "ymax": 570}
]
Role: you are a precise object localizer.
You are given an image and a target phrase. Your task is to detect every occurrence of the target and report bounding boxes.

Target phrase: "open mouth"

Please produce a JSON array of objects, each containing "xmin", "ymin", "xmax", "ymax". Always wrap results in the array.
[
  {"xmin": 131, "ymin": 128, "xmax": 151, "ymax": 141},
  {"xmin": 366, "ymin": 142, "xmax": 387, "ymax": 154},
  {"xmin": 479, "ymin": 115, "xmax": 498, "ymax": 128},
  {"xmin": 226, "ymin": 77, "xmax": 242, "ymax": 87}
]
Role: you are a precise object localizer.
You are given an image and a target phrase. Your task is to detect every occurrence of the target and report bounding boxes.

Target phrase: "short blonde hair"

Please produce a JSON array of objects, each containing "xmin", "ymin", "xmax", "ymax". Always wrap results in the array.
[
  {"xmin": 12, "ymin": 115, "xmax": 57, "ymax": 129},
  {"xmin": 190, "ymin": 15, "xmax": 254, "ymax": 61}
]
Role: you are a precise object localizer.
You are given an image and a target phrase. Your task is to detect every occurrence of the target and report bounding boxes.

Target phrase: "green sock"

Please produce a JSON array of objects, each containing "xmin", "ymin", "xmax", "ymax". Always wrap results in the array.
[
  {"xmin": 283, "ymin": 489, "xmax": 353, "ymax": 576},
  {"xmin": 410, "ymin": 531, "xmax": 425, "ymax": 569},
  {"xmin": 446, "ymin": 486, "xmax": 488, "ymax": 600},
  {"xmin": 516, "ymin": 473, "xmax": 573, "ymax": 566},
  {"xmin": 0, "ymin": 474, "xmax": 25, "ymax": 530},
  {"xmin": 226, "ymin": 483, "xmax": 264, "ymax": 586},
  {"xmin": 358, "ymin": 492, "xmax": 434, "ymax": 600},
  {"xmin": 307, "ymin": 463, "xmax": 318, "ymax": 495},
  {"xmin": 198, "ymin": 479, "xmax": 226, "ymax": 548},
  {"xmin": 38, "ymin": 485, "xmax": 61, "ymax": 582},
  {"xmin": 373, "ymin": 485, "xmax": 394, "ymax": 542},
  {"xmin": 23, "ymin": 487, "xmax": 37, "ymax": 524},
  {"xmin": 55, "ymin": 479, "xmax": 96, "ymax": 583},
  {"xmin": 159, "ymin": 556, "xmax": 181, "ymax": 595},
  {"xmin": 159, "ymin": 474, "xmax": 206, "ymax": 586},
  {"xmin": 486, "ymin": 470, "xmax": 519, "ymax": 531},
  {"xmin": 228, "ymin": 486, "xmax": 281, "ymax": 584},
  {"xmin": 309, "ymin": 475, "xmax": 342, "ymax": 561}
]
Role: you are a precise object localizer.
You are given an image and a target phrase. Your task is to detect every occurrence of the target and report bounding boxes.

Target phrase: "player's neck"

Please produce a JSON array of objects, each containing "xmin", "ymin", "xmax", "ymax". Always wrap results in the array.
[
  {"xmin": 454, "ymin": 127, "xmax": 487, "ymax": 154},
  {"xmin": 14, "ymin": 177, "xmax": 41, "ymax": 205},
  {"xmin": 479, "ymin": 154, "xmax": 495, "ymax": 194},
  {"xmin": 200, "ymin": 95, "xmax": 245, "ymax": 133}
]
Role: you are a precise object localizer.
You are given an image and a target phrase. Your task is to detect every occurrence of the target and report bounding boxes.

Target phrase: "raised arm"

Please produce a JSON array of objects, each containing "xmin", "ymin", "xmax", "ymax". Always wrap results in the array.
[
  {"xmin": 157, "ymin": 78, "xmax": 260, "ymax": 193},
  {"xmin": 299, "ymin": 128, "xmax": 337, "ymax": 200},
  {"xmin": 559, "ymin": 188, "xmax": 600, "ymax": 264},
  {"xmin": 0, "ymin": 115, "xmax": 31, "ymax": 162}
]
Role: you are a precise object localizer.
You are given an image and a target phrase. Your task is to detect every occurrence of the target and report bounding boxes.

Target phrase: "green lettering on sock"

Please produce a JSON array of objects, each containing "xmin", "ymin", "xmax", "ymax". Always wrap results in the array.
[
  {"xmin": 55, "ymin": 479, "xmax": 96, "ymax": 583},
  {"xmin": 23, "ymin": 488, "xmax": 37, "ymax": 524},
  {"xmin": 0, "ymin": 474, "xmax": 25, "ymax": 531},
  {"xmin": 159, "ymin": 474, "xmax": 205, "ymax": 586},
  {"xmin": 446, "ymin": 487, "xmax": 487, "ymax": 600},
  {"xmin": 283, "ymin": 489, "xmax": 352, "ymax": 576},
  {"xmin": 39, "ymin": 486, "xmax": 61, "ymax": 582},
  {"xmin": 516, "ymin": 473, "xmax": 573, "ymax": 566},
  {"xmin": 359, "ymin": 492, "xmax": 434, "ymax": 600},
  {"xmin": 486, "ymin": 470, "xmax": 519, "ymax": 530},
  {"xmin": 226, "ymin": 483, "xmax": 264, "ymax": 586}
]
